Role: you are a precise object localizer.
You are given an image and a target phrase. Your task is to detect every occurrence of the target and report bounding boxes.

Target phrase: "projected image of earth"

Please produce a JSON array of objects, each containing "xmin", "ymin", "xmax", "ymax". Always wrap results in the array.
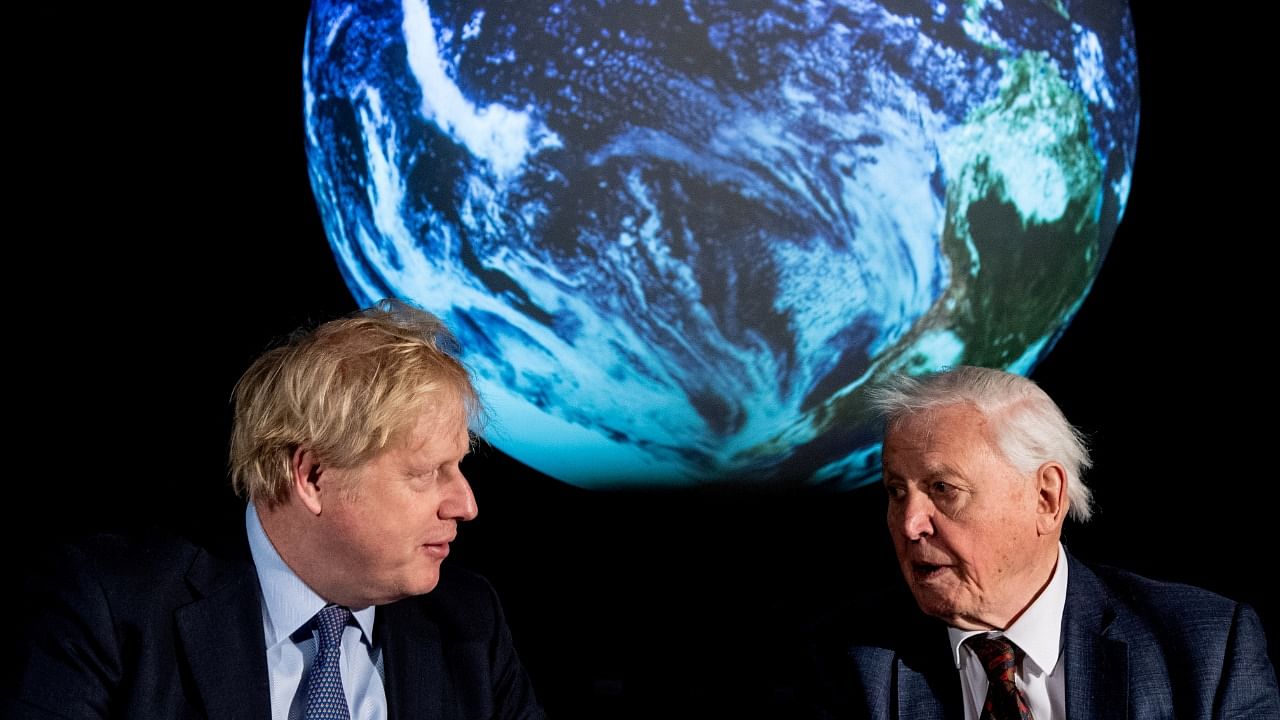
[{"xmin": 303, "ymin": 0, "xmax": 1138, "ymax": 490}]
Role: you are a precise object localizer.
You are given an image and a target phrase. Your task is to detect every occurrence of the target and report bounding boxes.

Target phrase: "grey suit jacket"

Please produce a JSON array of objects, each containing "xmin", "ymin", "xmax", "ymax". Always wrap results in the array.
[
  {"xmin": 9, "ymin": 532, "xmax": 544, "ymax": 719},
  {"xmin": 815, "ymin": 551, "xmax": 1279, "ymax": 719}
]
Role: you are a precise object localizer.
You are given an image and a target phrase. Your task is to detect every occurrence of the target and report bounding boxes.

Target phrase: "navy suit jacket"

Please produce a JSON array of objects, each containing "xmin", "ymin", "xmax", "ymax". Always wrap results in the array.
[
  {"xmin": 10, "ymin": 532, "xmax": 545, "ymax": 719},
  {"xmin": 813, "ymin": 552, "xmax": 1280, "ymax": 719}
]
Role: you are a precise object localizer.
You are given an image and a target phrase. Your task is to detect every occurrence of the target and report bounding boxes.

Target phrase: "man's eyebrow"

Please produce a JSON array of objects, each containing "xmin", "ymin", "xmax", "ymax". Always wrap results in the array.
[
  {"xmin": 884, "ymin": 464, "xmax": 961, "ymax": 483},
  {"xmin": 923, "ymin": 458, "xmax": 961, "ymax": 473}
]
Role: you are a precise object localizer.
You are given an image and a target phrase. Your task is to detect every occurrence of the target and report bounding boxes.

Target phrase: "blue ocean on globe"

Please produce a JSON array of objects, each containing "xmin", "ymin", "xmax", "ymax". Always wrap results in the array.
[{"xmin": 303, "ymin": 0, "xmax": 1138, "ymax": 490}]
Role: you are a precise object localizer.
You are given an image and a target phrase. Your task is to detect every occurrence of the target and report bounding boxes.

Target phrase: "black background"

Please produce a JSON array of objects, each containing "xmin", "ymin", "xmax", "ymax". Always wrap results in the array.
[{"xmin": 14, "ymin": 2, "xmax": 1275, "ymax": 716}]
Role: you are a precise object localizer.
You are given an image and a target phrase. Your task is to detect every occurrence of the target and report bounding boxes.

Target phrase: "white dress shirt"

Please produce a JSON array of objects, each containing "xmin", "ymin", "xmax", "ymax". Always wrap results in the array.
[
  {"xmin": 247, "ymin": 504, "xmax": 389, "ymax": 720},
  {"xmin": 948, "ymin": 543, "xmax": 1069, "ymax": 720}
]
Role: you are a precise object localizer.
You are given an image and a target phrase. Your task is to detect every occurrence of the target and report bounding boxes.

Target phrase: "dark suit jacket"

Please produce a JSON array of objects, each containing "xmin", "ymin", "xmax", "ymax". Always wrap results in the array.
[
  {"xmin": 812, "ymin": 551, "xmax": 1280, "ymax": 719},
  {"xmin": 9, "ymin": 532, "xmax": 545, "ymax": 719}
]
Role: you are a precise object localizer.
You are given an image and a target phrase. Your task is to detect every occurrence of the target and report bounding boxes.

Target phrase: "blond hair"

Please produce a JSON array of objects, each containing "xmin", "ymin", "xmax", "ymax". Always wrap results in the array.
[{"xmin": 229, "ymin": 299, "xmax": 481, "ymax": 507}]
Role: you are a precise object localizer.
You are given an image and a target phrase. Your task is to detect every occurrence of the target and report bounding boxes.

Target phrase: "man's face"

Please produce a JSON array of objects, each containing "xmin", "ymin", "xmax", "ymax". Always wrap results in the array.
[
  {"xmin": 315, "ymin": 406, "xmax": 477, "ymax": 607},
  {"xmin": 882, "ymin": 403, "xmax": 1055, "ymax": 630}
]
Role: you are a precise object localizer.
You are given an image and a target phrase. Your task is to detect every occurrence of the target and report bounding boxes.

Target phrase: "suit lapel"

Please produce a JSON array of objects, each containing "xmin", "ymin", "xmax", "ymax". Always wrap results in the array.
[
  {"xmin": 845, "ymin": 644, "xmax": 895, "ymax": 720},
  {"xmin": 895, "ymin": 619, "xmax": 964, "ymax": 720},
  {"xmin": 175, "ymin": 545, "xmax": 272, "ymax": 720},
  {"xmin": 896, "ymin": 661, "xmax": 959, "ymax": 720},
  {"xmin": 378, "ymin": 596, "xmax": 448, "ymax": 720},
  {"xmin": 1062, "ymin": 553, "xmax": 1129, "ymax": 720}
]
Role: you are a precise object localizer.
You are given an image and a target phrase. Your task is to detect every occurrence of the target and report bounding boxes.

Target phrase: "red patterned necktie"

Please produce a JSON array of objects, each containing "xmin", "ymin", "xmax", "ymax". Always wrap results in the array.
[{"xmin": 966, "ymin": 634, "xmax": 1034, "ymax": 720}]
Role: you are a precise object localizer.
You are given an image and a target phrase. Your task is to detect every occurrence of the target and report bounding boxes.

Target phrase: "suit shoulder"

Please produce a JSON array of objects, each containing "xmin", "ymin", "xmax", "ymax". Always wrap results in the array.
[
  {"xmin": 66, "ymin": 531, "xmax": 200, "ymax": 569},
  {"xmin": 399, "ymin": 564, "xmax": 506, "ymax": 632},
  {"xmin": 1073, "ymin": 560, "xmax": 1280, "ymax": 713},
  {"xmin": 36, "ymin": 531, "xmax": 196, "ymax": 578},
  {"xmin": 64, "ymin": 532, "xmax": 200, "ymax": 583},
  {"xmin": 23, "ymin": 532, "xmax": 207, "ymax": 615},
  {"xmin": 1078, "ymin": 560, "xmax": 1261, "ymax": 664},
  {"xmin": 800, "ymin": 588, "xmax": 932, "ymax": 720},
  {"xmin": 805, "ymin": 584, "xmax": 930, "ymax": 691},
  {"xmin": 1088, "ymin": 563, "xmax": 1241, "ymax": 624}
]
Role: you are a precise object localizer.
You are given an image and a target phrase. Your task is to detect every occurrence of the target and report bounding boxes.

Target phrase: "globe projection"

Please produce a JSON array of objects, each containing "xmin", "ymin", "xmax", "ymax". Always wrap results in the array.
[{"xmin": 303, "ymin": 0, "xmax": 1138, "ymax": 490}]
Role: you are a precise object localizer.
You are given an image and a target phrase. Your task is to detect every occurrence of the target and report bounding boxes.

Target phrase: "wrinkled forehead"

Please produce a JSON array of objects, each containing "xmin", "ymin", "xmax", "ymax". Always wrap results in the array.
[{"xmin": 882, "ymin": 403, "xmax": 1003, "ymax": 472}]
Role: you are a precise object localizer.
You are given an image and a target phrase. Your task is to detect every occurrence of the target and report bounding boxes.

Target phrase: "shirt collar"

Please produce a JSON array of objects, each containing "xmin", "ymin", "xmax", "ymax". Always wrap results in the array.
[
  {"xmin": 947, "ymin": 542, "xmax": 1068, "ymax": 673},
  {"xmin": 245, "ymin": 503, "xmax": 377, "ymax": 648}
]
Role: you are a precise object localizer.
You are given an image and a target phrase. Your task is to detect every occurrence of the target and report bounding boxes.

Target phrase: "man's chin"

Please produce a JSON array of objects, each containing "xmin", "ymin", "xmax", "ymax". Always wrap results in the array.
[
  {"xmin": 908, "ymin": 585, "xmax": 959, "ymax": 622},
  {"xmin": 364, "ymin": 571, "xmax": 442, "ymax": 606},
  {"xmin": 409, "ymin": 566, "xmax": 443, "ymax": 595}
]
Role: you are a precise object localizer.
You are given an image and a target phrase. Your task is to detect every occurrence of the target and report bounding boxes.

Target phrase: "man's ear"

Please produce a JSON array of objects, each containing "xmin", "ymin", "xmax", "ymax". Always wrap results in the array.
[
  {"xmin": 1035, "ymin": 461, "xmax": 1068, "ymax": 535},
  {"xmin": 290, "ymin": 447, "xmax": 324, "ymax": 516}
]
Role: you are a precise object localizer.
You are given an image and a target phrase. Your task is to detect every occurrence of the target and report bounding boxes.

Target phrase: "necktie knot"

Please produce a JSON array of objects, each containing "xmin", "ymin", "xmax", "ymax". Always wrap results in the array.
[
  {"xmin": 967, "ymin": 634, "xmax": 1019, "ymax": 681},
  {"xmin": 314, "ymin": 605, "xmax": 352, "ymax": 650},
  {"xmin": 965, "ymin": 634, "xmax": 1033, "ymax": 720},
  {"xmin": 304, "ymin": 605, "xmax": 353, "ymax": 720}
]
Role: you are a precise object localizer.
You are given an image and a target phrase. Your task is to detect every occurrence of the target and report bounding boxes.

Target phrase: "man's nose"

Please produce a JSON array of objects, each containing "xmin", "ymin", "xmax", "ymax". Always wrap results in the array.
[
  {"xmin": 442, "ymin": 471, "xmax": 479, "ymax": 522},
  {"xmin": 897, "ymin": 491, "xmax": 934, "ymax": 541}
]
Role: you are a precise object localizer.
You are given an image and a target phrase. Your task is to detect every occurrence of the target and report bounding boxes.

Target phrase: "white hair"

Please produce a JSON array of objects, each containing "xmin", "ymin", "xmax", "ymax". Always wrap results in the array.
[{"xmin": 869, "ymin": 366, "xmax": 1093, "ymax": 522}]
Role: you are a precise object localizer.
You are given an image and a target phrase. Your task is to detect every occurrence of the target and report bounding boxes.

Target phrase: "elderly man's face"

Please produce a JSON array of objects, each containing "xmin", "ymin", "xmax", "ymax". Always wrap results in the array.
[
  {"xmin": 312, "ymin": 404, "xmax": 478, "ymax": 607},
  {"xmin": 882, "ymin": 403, "xmax": 1057, "ymax": 630}
]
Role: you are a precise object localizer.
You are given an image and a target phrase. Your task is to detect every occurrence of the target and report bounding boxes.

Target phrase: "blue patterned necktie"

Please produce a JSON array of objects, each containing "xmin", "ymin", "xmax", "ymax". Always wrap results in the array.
[
  {"xmin": 303, "ymin": 605, "xmax": 353, "ymax": 720},
  {"xmin": 966, "ymin": 634, "xmax": 1034, "ymax": 720}
]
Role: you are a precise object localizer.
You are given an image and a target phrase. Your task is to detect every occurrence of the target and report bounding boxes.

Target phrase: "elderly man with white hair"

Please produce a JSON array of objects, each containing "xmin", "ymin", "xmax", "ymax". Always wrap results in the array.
[{"xmin": 813, "ymin": 365, "xmax": 1278, "ymax": 720}]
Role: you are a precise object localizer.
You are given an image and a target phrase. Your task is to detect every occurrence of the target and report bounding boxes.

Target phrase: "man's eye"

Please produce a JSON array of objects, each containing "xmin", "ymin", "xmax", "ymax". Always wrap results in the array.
[
  {"xmin": 885, "ymin": 485, "xmax": 905, "ymax": 500},
  {"xmin": 931, "ymin": 481, "xmax": 952, "ymax": 494}
]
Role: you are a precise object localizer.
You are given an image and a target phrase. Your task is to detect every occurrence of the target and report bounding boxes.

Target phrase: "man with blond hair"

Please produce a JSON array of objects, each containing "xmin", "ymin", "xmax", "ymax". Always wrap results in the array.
[
  {"xmin": 13, "ymin": 300, "xmax": 544, "ymax": 719},
  {"xmin": 814, "ymin": 366, "xmax": 1278, "ymax": 719}
]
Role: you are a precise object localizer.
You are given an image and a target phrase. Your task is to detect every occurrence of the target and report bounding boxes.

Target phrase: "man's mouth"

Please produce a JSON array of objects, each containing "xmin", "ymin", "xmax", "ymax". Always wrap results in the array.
[
  {"xmin": 911, "ymin": 562, "xmax": 947, "ymax": 579},
  {"xmin": 423, "ymin": 536, "xmax": 455, "ymax": 559}
]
